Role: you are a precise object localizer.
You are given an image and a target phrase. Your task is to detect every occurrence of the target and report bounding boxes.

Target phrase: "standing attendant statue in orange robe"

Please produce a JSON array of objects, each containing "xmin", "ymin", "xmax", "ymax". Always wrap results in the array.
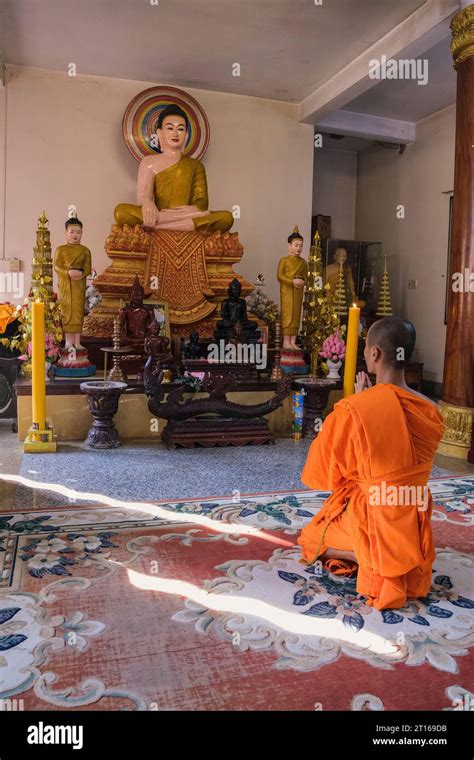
[{"xmin": 298, "ymin": 317, "xmax": 445, "ymax": 610}]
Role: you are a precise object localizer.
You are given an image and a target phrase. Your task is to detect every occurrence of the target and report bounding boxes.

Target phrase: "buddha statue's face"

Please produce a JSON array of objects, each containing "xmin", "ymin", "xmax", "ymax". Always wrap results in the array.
[
  {"xmin": 130, "ymin": 287, "xmax": 144, "ymax": 306},
  {"xmin": 157, "ymin": 115, "xmax": 188, "ymax": 153},
  {"xmin": 229, "ymin": 280, "xmax": 241, "ymax": 298},
  {"xmin": 334, "ymin": 248, "xmax": 347, "ymax": 265},
  {"xmin": 288, "ymin": 238, "xmax": 303, "ymax": 256},
  {"xmin": 66, "ymin": 224, "xmax": 82, "ymax": 244}
]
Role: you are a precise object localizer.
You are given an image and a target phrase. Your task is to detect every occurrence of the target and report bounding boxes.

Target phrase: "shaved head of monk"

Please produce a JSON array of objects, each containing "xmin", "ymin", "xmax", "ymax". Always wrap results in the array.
[{"xmin": 365, "ymin": 317, "xmax": 416, "ymax": 374}]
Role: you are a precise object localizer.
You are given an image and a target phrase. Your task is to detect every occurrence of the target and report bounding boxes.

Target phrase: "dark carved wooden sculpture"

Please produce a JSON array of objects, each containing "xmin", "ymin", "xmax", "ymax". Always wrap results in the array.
[
  {"xmin": 144, "ymin": 364, "xmax": 292, "ymax": 447},
  {"xmin": 140, "ymin": 319, "xmax": 174, "ymax": 382}
]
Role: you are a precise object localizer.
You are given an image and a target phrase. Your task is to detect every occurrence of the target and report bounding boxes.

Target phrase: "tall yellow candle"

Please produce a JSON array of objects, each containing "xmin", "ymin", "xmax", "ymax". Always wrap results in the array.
[
  {"xmin": 31, "ymin": 300, "xmax": 46, "ymax": 430},
  {"xmin": 343, "ymin": 304, "xmax": 360, "ymax": 398}
]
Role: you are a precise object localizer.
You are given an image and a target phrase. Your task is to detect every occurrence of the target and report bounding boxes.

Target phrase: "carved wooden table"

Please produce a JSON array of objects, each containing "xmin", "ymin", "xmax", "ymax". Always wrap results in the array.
[
  {"xmin": 80, "ymin": 381, "xmax": 128, "ymax": 448},
  {"xmin": 292, "ymin": 377, "xmax": 337, "ymax": 439}
]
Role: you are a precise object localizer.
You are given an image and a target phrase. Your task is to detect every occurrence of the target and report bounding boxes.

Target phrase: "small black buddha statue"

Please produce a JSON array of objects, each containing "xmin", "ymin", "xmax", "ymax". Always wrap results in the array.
[
  {"xmin": 214, "ymin": 278, "xmax": 259, "ymax": 343},
  {"xmin": 184, "ymin": 330, "xmax": 203, "ymax": 359}
]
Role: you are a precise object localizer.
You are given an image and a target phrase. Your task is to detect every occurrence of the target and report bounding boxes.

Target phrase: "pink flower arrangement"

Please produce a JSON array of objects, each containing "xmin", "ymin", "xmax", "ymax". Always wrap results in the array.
[
  {"xmin": 19, "ymin": 332, "xmax": 59, "ymax": 362},
  {"xmin": 319, "ymin": 327, "xmax": 346, "ymax": 362}
]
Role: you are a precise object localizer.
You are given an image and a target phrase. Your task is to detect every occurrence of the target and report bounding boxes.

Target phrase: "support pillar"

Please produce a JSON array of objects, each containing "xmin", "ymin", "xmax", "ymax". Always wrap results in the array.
[{"xmin": 438, "ymin": 4, "xmax": 474, "ymax": 460}]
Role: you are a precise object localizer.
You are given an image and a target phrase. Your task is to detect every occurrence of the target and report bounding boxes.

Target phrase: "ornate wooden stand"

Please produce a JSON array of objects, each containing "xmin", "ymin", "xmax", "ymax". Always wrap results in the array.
[
  {"xmin": 80, "ymin": 381, "xmax": 128, "ymax": 448},
  {"xmin": 145, "ymin": 367, "xmax": 291, "ymax": 448},
  {"xmin": 162, "ymin": 416, "xmax": 274, "ymax": 448}
]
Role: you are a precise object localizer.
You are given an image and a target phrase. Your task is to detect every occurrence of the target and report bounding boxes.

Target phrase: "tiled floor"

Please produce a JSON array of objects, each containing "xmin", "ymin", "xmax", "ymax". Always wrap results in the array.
[{"xmin": 0, "ymin": 418, "xmax": 472, "ymax": 512}]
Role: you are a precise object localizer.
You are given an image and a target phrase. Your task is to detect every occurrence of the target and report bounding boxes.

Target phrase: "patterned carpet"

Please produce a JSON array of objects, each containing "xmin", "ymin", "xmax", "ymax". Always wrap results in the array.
[{"xmin": 0, "ymin": 475, "xmax": 472, "ymax": 711}]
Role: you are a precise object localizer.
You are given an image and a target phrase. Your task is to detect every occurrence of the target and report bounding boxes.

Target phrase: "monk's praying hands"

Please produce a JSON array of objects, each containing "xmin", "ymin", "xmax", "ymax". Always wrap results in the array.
[{"xmin": 355, "ymin": 371, "xmax": 372, "ymax": 393}]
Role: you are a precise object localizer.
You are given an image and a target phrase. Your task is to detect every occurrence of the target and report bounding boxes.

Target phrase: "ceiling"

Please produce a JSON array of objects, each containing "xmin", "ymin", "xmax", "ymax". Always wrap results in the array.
[
  {"xmin": 1, "ymin": 0, "xmax": 429, "ymax": 102},
  {"xmin": 0, "ymin": 0, "xmax": 460, "ymax": 153},
  {"xmin": 343, "ymin": 37, "xmax": 456, "ymax": 123}
]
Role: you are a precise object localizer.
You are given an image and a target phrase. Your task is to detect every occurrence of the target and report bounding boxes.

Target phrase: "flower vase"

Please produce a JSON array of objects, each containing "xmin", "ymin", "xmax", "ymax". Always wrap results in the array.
[
  {"xmin": 326, "ymin": 359, "xmax": 342, "ymax": 379},
  {"xmin": 45, "ymin": 361, "xmax": 51, "ymax": 383}
]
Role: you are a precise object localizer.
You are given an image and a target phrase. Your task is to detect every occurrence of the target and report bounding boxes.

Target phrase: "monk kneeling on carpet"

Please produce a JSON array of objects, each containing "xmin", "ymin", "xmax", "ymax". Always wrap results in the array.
[{"xmin": 298, "ymin": 317, "xmax": 445, "ymax": 610}]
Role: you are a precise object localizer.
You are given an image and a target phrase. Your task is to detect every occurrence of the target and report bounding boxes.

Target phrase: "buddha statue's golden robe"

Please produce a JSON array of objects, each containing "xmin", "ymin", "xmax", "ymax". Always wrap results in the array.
[
  {"xmin": 54, "ymin": 244, "xmax": 91, "ymax": 333},
  {"xmin": 114, "ymin": 155, "xmax": 234, "ymax": 233},
  {"xmin": 277, "ymin": 255, "xmax": 308, "ymax": 334}
]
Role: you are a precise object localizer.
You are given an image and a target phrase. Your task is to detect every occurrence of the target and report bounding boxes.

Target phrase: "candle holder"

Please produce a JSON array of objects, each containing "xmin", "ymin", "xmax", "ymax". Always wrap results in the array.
[
  {"xmin": 100, "ymin": 318, "xmax": 133, "ymax": 382},
  {"xmin": 24, "ymin": 299, "xmax": 57, "ymax": 453},
  {"xmin": 24, "ymin": 421, "xmax": 57, "ymax": 452}
]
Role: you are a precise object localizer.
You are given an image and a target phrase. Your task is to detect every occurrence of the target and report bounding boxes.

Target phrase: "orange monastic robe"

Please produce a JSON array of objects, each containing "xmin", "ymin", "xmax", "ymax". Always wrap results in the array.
[{"xmin": 298, "ymin": 384, "xmax": 445, "ymax": 610}]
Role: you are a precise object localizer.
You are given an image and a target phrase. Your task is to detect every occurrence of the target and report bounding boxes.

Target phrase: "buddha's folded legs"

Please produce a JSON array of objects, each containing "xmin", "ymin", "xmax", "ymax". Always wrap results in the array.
[
  {"xmin": 114, "ymin": 204, "xmax": 233, "ymax": 233},
  {"xmin": 114, "ymin": 203, "xmax": 144, "ymax": 226},
  {"xmin": 193, "ymin": 210, "xmax": 234, "ymax": 233}
]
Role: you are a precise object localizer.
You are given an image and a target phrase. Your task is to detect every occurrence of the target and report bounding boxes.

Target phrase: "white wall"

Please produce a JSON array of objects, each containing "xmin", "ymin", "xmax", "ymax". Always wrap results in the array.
[
  {"xmin": 313, "ymin": 147, "xmax": 357, "ymax": 239},
  {"xmin": 2, "ymin": 65, "xmax": 314, "ymax": 305},
  {"xmin": 355, "ymin": 105, "xmax": 455, "ymax": 383},
  {"xmin": 0, "ymin": 84, "xmax": 6, "ymax": 263}
]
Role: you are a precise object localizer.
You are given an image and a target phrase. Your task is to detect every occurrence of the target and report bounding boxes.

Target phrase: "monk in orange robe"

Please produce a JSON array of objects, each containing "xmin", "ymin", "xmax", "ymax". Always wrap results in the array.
[{"xmin": 298, "ymin": 317, "xmax": 445, "ymax": 610}]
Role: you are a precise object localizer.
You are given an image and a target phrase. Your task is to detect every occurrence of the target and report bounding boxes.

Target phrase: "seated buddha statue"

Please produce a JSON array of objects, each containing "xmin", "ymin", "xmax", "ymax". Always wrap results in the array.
[
  {"xmin": 183, "ymin": 330, "xmax": 203, "ymax": 359},
  {"xmin": 214, "ymin": 278, "xmax": 259, "ymax": 343},
  {"xmin": 118, "ymin": 276, "xmax": 155, "ymax": 350},
  {"xmin": 114, "ymin": 104, "xmax": 234, "ymax": 234},
  {"xmin": 144, "ymin": 319, "xmax": 174, "ymax": 378}
]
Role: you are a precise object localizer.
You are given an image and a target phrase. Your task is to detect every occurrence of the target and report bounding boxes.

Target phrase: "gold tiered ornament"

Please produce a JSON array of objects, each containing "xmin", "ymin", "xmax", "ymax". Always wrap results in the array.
[
  {"xmin": 376, "ymin": 256, "xmax": 393, "ymax": 316},
  {"xmin": 31, "ymin": 211, "xmax": 55, "ymax": 301},
  {"xmin": 2, "ymin": 212, "xmax": 63, "ymax": 377},
  {"xmin": 301, "ymin": 232, "xmax": 339, "ymax": 376},
  {"xmin": 333, "ymin": 261, "xmax": 349, "ymax": 317}
]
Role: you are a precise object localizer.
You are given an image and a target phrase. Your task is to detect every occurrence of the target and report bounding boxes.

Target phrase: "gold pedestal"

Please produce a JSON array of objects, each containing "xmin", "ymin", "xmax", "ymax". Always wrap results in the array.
[
  {"xmin": 24, "ymin": 424, "xmax": 57, "ymax": 453},
  {"xmin": 437, "ymin": 401, "xmax": 473, "ymax": 459},
  {"xmin": 83, "ymin": 225, "xmax": 253, "ymax": 340}
]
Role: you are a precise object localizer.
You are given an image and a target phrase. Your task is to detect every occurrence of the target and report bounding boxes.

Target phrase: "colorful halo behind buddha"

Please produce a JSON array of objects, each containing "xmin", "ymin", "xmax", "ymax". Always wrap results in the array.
[{"xmin": 122, "ymin": 86, "xmax": 210, "ymax": 162}]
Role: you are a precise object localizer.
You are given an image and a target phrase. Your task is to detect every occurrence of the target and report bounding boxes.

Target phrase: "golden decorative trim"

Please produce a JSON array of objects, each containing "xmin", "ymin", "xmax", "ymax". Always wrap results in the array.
[
  {"xmin": 438, "ymin": 400, "xmax": 473, "ymax": 459},
  {"xmin": 450, "ymin": 5, "xmax": 474, "ymax": 68}
]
